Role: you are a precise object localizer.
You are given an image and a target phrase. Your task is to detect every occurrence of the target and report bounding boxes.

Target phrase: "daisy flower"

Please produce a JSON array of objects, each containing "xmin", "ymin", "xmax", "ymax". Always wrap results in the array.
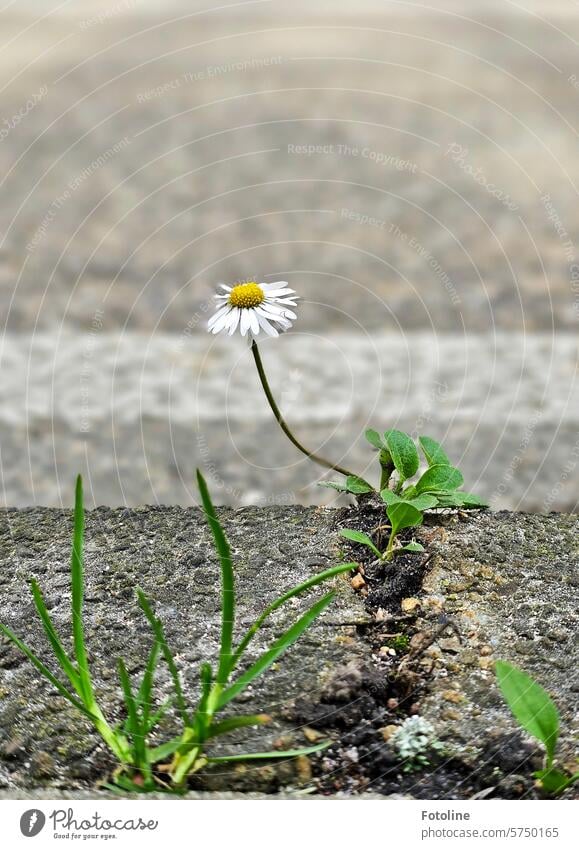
[
  {"xmin": 205, "ymin": 276, "xmax": 356, "ymax": 479},
  {"xmin": 207, "ymin": 280, "xmax": 298, "ymax": 338}
]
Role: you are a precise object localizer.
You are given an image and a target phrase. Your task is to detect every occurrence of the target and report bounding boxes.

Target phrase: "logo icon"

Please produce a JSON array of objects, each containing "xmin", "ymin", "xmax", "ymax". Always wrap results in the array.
[{"xmin": 20, "ymin": 810, "xmax": 46, "ymax": 837}]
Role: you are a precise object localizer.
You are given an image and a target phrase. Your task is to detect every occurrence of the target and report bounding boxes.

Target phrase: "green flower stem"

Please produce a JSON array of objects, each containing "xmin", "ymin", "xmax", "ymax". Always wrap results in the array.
[
  {"xmin": 378, "ymin": 449, "xmax": 394, "ymax": 492},
  {"xmin": 384, "ymin": 533, "xmax": 396, "ymax": 562},
  {"xmin": 251, "ymin": 340, "xmax": 356, "ymax": 478}
]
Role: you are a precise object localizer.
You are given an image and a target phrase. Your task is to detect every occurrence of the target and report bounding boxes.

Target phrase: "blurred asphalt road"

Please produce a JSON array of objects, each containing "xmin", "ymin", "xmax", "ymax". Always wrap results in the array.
[{"xmin": 0, "ymin": 1, "xmax": 578, "ymax": 509}]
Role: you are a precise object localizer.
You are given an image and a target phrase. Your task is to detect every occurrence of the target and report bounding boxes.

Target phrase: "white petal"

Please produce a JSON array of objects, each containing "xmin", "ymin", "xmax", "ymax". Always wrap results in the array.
[
  {"xmin": 264, "ymin": 287, "xmax": 295, "ymax": 298},
  {"xmin": 248, "ymin": 308, "xmax": 260, "ymax": 336},
  {"xmin": 259, "ymin": 303, "xmax": 285, "ymax": 319},
  {"xmin": 211, "ymin": 317, "xmax": 228, "ymax": 334},
  {"xmin": 272, "ymin": 297, "xmax": 298, "ymax": 306},
  {"xmin": 208, "ymin": 305, "xmax": 231, "ymax": 332},
  {"xmin": 240, "ymin": 309, "xmax": 251, "ymax": 336},
  {"xmin": 227, "ymin": 308, "xmax": 241, "ymax": 335},
  {"xmin": 256, "ymin": 313, "xmax": 279, "ymax": 336},
  {"xmin": 261, "ymin": 280, "xmax": 289, "ymax": 291},
  {"xmin": 218, "ymin": 283, "xmax": 232, "ymax": 292}
]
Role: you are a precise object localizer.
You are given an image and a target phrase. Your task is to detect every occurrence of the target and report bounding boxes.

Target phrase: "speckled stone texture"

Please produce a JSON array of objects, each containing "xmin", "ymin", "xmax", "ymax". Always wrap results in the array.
[{"xmin": 0, "ymin": 505, "xmax": 576, "ymax": 798}]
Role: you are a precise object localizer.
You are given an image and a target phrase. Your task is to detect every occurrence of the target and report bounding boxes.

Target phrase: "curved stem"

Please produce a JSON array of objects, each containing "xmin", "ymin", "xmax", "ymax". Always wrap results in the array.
[{"xmin": 251, "ymin": 341, "xmax": 356, "ymax": 478}]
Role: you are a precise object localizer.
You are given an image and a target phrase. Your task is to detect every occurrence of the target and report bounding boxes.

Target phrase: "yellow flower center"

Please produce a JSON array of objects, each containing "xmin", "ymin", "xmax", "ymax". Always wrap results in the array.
[{"xmin": 228, "ymin": 282, "xmax": 265, "ymax": 309}]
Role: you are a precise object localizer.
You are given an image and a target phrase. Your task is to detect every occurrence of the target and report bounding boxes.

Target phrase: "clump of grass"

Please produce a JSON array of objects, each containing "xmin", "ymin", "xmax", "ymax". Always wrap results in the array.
[{"xmin": 0, "ymin": 471, "xmax": 355, "ymax": 793}]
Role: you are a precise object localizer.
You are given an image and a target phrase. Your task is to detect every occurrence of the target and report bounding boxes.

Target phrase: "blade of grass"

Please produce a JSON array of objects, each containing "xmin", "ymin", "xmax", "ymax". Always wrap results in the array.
[
  {"xmin": 196, "ymin": 470, "xmax": 234, "ymax": 688},
  {"xmin": 136, "ymin": 589, "xmax": 189, "ymax": 725},
  {"xmin": 29, "ymin": 579, "xmax": 82, "ymax": 697},
  {"xmin": 229, "ymin": 563, "xmax": 355, "ymax": 674},
  {"xmin": 195, "ymin": 662, "xmax": 212, "ymax": 734},
  {"xmin": 136, "ymin": 640, "xmax": 160, "ymax": 732},
  {"xmin": 217, "ymin": 592, "xmax": 336, "ymax": 710},
  {"xmin": 118, "ymin": 658, "xmax": 146, "ymax": 770},
  {"xmin": 147, "ymin": 737, "xmax": 184, "ymax": 764},
  {"xmin": 207, "ymin": 714, "xmax": 270, "ymax": 739},
  {"xmin": 71, "ymin": 475, "xmax": 93, "ymax": 706},
  {"xmin": 0, "ymin": 622, "xmax": 94, "ymax": 720},
  {"xmin": 178, "ymin": 664, "xmax": 213, "ymax": 758},
  {"xmin": 207, "ymin": 741, "xmax": 330, "ymax": 762},
  {"xmin": 146, "ymin": 698, "xmax": 172, "ymax": 733}
]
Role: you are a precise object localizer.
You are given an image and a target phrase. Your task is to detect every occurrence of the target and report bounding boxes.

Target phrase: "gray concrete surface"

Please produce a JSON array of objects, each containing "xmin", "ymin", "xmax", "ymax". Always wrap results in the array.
[
  {"xmin": 1, "ymin": 2, "xmax": 579, "ymax": 509},
  {"xmin": 0, "ymin": 504, "xmax": 577, "ymax": 798}
]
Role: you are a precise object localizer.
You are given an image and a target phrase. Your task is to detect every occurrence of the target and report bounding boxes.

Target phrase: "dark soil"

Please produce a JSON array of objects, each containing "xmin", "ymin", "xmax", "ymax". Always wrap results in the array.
[{"xmin": 279, "ymin": 500, "xmax": 566, "ymax": 799}]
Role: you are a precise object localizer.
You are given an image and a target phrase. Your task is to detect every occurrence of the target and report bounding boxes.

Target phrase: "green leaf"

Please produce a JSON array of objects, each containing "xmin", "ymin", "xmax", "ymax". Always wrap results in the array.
[
  {"xmin": 71, "ymin": 475, "xmax": 93, "ymax": 706},
  {"xmin": 419, "ymin": 436, "xmax": 450, "ymax": 467},
  {"xmin": 118, "ymin": 659, "xmax": 147, "ymax": 771},
  {"xmin": 230, "ymin": 562, "xmax": 355, "ymax": 672},
  {"xmin": 147, "ymin": 737, "xmax": 184, "ymax": 764},
  {"xmin": 406, "ymin": 494, "xmax": 439, "ymax": 511},
  {"xmin": 345, "ymin": 475, "xmax": 374, "ymax": 494},
  {"xmin": 380, "ymin": 489, "xmax": 402, "ymax": 507},
  {"xmin": 386, "ymin": 501, "xmax": 423, "ymax": 538},
  {"xmin": 0, "ymin": 621, "xmax": 94, "ymax": 721},
  {"xmin": 207, "ymin": 741, "xmax": 330, "ymax": 763},
  {"xmin": 136, "ymin": 640, "xmax": 161, "ymax": 733},
  {"xmin": 434, "ymin": 491, "xmax": 488, "ymax": 508},
  {"xmin": 416, "ymin": 464, "xmax": 464, "ymax": 494},
  {"xmin": 495, "ymin": 661, "xmax": 559, "ymax": 766},
  {"xmin": 401, "ymin": 542, "xmax": 425, "ymax": 553},
  {"xmin": 339, "ymin": 529, "xmax": 381, "ymax": 559},
  {"xmin": 402, "ymin": 485, "xmax": 417, "ymax": 499},
  {"xmin": 365, "ymin": 429, "xmax": 384, "ymax": 449},
  {"xmin": 137, "ymin": 589, "xmax": 190, "ymax": 726},
  {"xmin": 208, "ymin": 714, "xmax": 271, "ymax": 739},
  {"xmin": 146, "ymin": 698, "xmax": 172, "ymax": 731},
  {"xmin": 318, "ymin": 481, "xmax": 349, "ymax": 492},
  {"xmin": 190, "ymin": 662, "xmax": 213, "ymax": 741},
  {"xmin": 196, "ymin": 470, "xmax": 235, "ymax": 688},
  {"xmin": 217, "ymin": 592, "xmax": 336, "ymax": 710},
  {"xmin": 29, "ymin": 580, "xmax": 82, "ymax": 697},
  {"xmin": 384, "ymin": 430, "xmax": 419, "ymax": 482},
  {"xmin": 534, "ymin": 768, "xmax": 577, "ymax": 795}
]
